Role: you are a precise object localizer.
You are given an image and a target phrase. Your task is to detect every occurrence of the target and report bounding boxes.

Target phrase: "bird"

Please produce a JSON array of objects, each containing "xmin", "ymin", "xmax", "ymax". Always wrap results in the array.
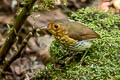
[{"xmin": 46, "ymin": 20, "xmax": 100, "ymax": 52}]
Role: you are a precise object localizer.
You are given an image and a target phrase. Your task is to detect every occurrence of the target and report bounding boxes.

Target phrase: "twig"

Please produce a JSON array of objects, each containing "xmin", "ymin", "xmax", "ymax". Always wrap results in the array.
[
  {"xmin": 0, "ymin": 0, "xmax": 37, "ymax": 64},
  {"xmin": 2, "ymin": 32, "xmax": 33, "ymax": 71}
]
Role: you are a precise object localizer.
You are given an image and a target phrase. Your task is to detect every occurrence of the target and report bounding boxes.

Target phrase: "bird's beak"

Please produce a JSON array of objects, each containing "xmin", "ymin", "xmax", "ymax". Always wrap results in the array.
[
  {"xmin": 40, "ymin": 25, "xmax": 52, "ymax": 35},
  {"xmin": 40, "ymin": 25, "xmax": 49, "ymax": 33},
  {"xmin": 40, "ymin": 25, "xmax": 48, "ymax": 30}
]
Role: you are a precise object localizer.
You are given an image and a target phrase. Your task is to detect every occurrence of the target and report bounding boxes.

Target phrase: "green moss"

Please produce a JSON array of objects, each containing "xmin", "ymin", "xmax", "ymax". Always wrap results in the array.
[
  {"xmin": 32, "ymin": 0, "xmax": 55, "ymax": 11},
  {"xmin": 35, "ymin": 8, "xmax": 120, "ymax": 80}
]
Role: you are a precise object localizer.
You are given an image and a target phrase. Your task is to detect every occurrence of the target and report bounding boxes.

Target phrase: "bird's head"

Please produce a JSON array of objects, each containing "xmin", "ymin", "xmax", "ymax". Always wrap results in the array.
[{"xmin": 47, "ymin": 21, "xmax": 68, "ymax": 36}]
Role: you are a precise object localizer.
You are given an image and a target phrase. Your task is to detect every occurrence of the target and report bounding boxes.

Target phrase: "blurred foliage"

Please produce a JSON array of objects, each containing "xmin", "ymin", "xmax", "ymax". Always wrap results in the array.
[
  {"xmin": 32, "ymin": 0, "xmax": 67, "ymax": 11},
  {"xmin": 32, "ymin": 0, "xmax": 55, "ymax": 11},
  {"xmin": 35, "ymin": 8, "xmax": 120, "ymax": 80},
  {"xmin": 61, "ymin": 0, "xmax": 67, "ymax": 5}
]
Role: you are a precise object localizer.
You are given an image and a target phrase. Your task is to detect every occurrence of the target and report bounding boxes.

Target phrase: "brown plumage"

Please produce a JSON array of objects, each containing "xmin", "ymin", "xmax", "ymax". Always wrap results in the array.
[
  {"xmin": 47, "ymin": 20, "xmax": 100, "ymax": 51},
  {"xmin": 48, "ymin": 20, "xmax": 100, "ymax": 41}
]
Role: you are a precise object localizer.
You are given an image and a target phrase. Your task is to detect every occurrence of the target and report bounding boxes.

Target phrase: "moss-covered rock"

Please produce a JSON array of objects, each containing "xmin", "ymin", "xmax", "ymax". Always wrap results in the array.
[{"xmin": 35, "ymin": 8, "xmax": 120, "ymax": 80}]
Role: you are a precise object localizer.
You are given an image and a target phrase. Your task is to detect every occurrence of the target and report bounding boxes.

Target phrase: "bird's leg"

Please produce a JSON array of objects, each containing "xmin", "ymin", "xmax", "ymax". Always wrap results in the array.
[
  {"xmin": 64, "ymin": 49, "xmax": 82, "ymax": 64},
  {"xmin": 80, "ymin": 49, "xmax": 89, "ymax": 65},
  {"xmin": 64, "ymin": 51, "xmax": 77, "ymax": 64}
]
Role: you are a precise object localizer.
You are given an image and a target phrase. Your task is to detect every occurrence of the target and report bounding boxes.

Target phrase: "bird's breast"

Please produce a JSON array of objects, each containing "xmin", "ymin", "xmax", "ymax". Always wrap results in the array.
[{"xmin": 69, "ymin": 40, "xmax": 92, "ymax": 51}]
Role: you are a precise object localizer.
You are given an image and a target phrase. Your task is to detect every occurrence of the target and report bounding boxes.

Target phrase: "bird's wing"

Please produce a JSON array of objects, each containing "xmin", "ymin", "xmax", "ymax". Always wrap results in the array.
[{"xmin": 63, "ymin": 21, "xmax": 100, "ymax": 41}]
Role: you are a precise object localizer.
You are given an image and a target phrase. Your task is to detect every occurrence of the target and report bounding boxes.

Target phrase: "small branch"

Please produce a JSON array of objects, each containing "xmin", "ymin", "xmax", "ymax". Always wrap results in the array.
[
  {"xmin": 0, "ymin": 0, "xmax": 37, "ymax": 64},
  {"xmin": 2, "ymin": 32, "xmax": 33, "ymax": 71}
]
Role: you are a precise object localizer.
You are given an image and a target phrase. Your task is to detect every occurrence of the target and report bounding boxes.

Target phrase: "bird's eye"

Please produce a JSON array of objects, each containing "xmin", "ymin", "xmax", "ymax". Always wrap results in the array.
[{"xmin": 54, "ymin": 24, "xmax": 59, "ymax": 29}]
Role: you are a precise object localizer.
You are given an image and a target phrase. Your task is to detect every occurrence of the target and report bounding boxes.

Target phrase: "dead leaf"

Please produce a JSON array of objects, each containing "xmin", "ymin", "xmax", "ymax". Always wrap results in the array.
[{"xmin": 0, "ymin": 15, "xmax": 14, "ymax": 24}]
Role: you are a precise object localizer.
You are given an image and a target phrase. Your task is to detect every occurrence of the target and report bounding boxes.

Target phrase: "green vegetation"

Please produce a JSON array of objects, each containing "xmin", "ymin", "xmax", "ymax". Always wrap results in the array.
[
  {"xmin": 35, "ymin": 8, "xmax": 120, "ymax": 80},
  {"xmin": 33, "ymin": 0, "xmax": 55, "ymax": 10}
]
